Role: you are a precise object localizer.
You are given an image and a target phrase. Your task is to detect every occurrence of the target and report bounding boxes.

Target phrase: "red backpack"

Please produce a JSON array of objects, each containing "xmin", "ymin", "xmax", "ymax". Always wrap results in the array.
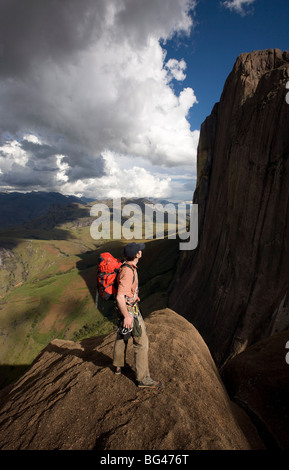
[{"xmin": 96, "ymin": 252, "xmax": 123, "ymax": 301}]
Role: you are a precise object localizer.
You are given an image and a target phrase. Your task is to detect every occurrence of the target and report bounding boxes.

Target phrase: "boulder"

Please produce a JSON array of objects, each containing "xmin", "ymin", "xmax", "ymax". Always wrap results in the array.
[{"xmin": 0, "ymin": 309, "xmax": 263, "ymax": 450}]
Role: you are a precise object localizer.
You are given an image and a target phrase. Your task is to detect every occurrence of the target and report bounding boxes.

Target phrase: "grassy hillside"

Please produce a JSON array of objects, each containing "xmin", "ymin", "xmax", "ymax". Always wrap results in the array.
[{"xmin": 0, "ymin": 216, "xmax": 179, "ymax": 388}]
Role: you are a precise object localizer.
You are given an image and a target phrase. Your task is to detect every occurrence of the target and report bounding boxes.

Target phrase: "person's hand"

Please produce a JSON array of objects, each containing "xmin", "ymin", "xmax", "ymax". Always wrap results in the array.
[{"xmin": 123, "ymin": 314, "xmax": 133, "ymax": 330}]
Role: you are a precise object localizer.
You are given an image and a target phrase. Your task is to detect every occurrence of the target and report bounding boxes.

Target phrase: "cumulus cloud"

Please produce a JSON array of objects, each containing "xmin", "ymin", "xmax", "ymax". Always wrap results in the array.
[
  {"xmin": 221, "ymin": 0, "xmax": 256, "ymax": 16},
  {"xmin": 165, "ymin": 58, "xmax": 187, "ymax": 81},
  {"xmin": 0, "ymin": 0, "xmax": 198, "ymax": 200},
  {"xmin": 78, "ymin": 151, "xmax": 173, "ymax": 199}
]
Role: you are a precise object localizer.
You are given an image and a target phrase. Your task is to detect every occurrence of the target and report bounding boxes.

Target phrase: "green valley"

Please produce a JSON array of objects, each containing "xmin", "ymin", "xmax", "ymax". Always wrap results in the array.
[{"xmin": 0, "ymin": 200, "xmax": 180, "ymax": 388}]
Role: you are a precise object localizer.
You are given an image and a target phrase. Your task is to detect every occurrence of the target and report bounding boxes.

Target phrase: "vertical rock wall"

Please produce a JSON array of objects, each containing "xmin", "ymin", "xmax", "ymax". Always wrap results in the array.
[{"xmin": 169, "ymin": 49, "xmax": 289, "ymax": 365}]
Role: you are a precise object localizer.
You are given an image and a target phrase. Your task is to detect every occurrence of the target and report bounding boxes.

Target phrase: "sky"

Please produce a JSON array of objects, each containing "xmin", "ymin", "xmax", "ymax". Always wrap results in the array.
[{"xmin": 0, "ymin": 0, "xmax": 288, "ymax": 202}]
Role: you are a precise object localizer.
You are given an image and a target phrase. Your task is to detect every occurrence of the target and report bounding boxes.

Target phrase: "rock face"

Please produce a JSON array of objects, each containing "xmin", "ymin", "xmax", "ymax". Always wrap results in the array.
[
  {"xmin": 0, "ymin": 309, "xmax": 263, "ymax": 450},
  {"xmin": 169, "ymin": 49, "xmax": 289, "ymax": 365},
  {"xmin": 221, "ymin": 331, "xmax": 289, "ymax": 450}
]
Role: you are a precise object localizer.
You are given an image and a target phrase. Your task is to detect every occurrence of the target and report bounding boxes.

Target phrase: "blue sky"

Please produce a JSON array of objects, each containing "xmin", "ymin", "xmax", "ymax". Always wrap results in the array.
[
  {"xmin": 165, "ymin": 0, "xmax": 289, "ymax": 132},
  {"xmin": 0, "ymin": 0, "xmax": 288, "ymax": 202}
]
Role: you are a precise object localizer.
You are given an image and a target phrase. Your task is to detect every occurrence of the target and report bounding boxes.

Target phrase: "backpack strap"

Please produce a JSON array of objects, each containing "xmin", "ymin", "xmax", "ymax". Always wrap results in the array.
[
  {"xmin": 121, "ymin": 263, "xmax": 136, "ymax": 284},
  {"xmin": 119, "ymin": 263, "xmax": 138, "ymax": 305}
]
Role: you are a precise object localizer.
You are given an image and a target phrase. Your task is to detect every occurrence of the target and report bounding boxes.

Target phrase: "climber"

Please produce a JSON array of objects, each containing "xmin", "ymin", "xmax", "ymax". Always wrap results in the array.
[{"xmin": 112, "ymin": 242, "xmax": 161, "ymax": 389}]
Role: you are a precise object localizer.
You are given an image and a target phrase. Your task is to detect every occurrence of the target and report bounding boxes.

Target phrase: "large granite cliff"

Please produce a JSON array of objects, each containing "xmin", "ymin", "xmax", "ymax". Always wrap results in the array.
[{"xmin": 169, "ymin": 49, "xmax": 289, "ymax": 365}]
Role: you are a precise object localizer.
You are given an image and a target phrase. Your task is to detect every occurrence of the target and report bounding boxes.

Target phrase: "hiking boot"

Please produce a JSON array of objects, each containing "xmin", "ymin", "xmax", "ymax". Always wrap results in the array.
[
  {"xmin": 114, "ymin": 363, "xmax": 130, "ymax": 375},
  {"xmin": 138, "ymin": 375, "xmax": 162, "ymax": 389}
]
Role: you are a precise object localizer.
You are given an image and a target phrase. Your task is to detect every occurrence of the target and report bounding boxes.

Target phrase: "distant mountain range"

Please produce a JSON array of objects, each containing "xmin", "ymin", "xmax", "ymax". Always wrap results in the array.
[
  {"xmin": 0, "ymin": 191, "xmax": 182, "ymax": 230},
  {"xmin": 0, "ymin": 191, "xmax": 90, "ymax": 229}
]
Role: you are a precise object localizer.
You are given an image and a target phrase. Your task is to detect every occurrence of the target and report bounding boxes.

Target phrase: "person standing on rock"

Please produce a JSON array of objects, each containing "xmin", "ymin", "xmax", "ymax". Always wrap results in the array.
[{"xmin": 113, "ymin": 242, "xmax": 161, "ymax": 389}]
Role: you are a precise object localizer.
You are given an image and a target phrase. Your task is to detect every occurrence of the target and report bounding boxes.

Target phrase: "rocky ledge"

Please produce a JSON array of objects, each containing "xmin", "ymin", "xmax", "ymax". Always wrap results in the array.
[{"xmin": 0, "ymin": 309, "xmax": 263, "ymax": 450}]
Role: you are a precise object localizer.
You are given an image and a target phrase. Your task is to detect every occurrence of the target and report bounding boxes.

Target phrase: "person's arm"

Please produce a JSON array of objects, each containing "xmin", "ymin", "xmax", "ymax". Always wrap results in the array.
[{"xmin": 116, "ymin": 293, "xmax": 133, "ymax": 329}]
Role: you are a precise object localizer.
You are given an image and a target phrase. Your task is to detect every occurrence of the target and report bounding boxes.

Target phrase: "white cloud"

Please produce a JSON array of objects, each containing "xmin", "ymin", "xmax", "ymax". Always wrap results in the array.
[
  {"xmin": 60, "ymin": 151, "xmax": 172, "ymax": 199},
  {"xmin": 165, "ymin": 58, "xmax": 187, "ymax": 81},
  {"xmin": 0, "ymin": 0, "xmax": 199, "ymax": 200},
  {"xmin": 0, "ymin": 137, "xmax": 73, "ymax": 190},
  {"xmin": 221, "ymin": 0, "xmax": 256, "ymax": 16},
  {"xmin": 57, "ymin": 150, "xmax": 198, "ymax": 202}
]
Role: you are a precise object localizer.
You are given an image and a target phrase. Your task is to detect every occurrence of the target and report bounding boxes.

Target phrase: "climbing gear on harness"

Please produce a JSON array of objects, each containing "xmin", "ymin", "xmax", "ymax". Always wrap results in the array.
[
  {"xmin": 117, "ymin": 304, "xmax": 142, "ymax": 339},
  {"xmin": 132, "ymin": 316, "xmax": 142, "ymax": 337},
  {"xmin": 117, "ymin": 312, "xmax": 133, "ymax": 340},
  {"xmin": 129, "ymin": 305, "xmax": 142, "ymax": 337}
]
